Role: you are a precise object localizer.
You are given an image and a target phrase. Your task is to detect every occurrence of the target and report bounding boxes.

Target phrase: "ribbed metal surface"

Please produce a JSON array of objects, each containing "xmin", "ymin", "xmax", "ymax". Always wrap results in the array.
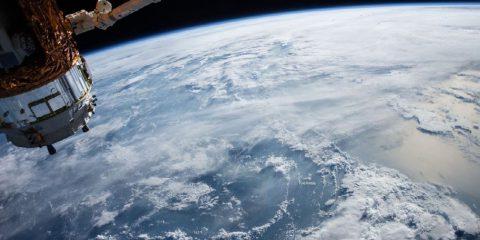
[{"xmin": 0, "ymin": 60, "xmax": 91, "ymax": 128}]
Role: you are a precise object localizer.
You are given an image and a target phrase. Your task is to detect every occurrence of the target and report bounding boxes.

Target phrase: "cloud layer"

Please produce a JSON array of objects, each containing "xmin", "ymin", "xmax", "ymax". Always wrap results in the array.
[{"xmin": 1, "ymin": 4, "xmax": 480, "ymax": 239}]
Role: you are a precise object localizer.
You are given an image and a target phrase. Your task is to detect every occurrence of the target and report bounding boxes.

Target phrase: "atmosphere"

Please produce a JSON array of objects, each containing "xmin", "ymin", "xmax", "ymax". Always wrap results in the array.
[{"xmin": 57, "ymin": 0, "xmax": 479, "ymax": 51}]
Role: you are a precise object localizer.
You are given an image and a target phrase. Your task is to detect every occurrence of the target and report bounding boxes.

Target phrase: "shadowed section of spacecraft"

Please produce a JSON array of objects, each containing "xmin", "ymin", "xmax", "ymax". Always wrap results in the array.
[{"xmin": 0, "ymin": 0, "xmax": 161, "ymax": 154}]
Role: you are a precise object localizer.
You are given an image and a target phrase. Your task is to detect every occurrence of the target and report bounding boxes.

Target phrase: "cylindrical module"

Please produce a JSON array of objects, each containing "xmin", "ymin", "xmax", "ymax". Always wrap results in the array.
[
  {"xmin": 0, "ymin": 57, "xmax": 95, "ymax": 148},
  {"xmin": 0, "ymin": 0, "xmax": 95, "ymax": 151}
]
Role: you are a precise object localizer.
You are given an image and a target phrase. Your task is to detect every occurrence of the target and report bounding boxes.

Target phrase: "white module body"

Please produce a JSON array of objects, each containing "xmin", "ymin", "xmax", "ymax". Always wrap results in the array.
[{"xmin": 0, "ymin": 57, "xmax": 96, "ymax": 148}]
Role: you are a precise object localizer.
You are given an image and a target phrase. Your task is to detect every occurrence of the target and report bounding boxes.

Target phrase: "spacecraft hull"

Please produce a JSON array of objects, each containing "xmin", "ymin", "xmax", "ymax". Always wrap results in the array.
[
  {"xmin": 1, "ymin": 0, "xmax": 160, "ymax": 153},
  {"xmin": 0, "ymin": 57, "xmax": 95, "ymax": 148}
]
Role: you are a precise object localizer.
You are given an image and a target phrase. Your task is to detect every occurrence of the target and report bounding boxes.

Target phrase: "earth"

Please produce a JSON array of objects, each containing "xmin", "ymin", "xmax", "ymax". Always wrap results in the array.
[{"xmin": 1, "ymin": 4, "xmax": 480, "ymax": 240}]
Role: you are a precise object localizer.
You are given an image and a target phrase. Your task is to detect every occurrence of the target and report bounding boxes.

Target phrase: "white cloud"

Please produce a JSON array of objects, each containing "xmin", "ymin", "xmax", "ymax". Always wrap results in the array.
[
  {"xmin": 1, "ymin": 4, "xmax": 479, "ymax": 240},
  {"xmin": 94, "ymin": 210, "xmax": 119, "ymax": 227},
  {"xmin": 300, "ymin": 166, "xmax": 480, "ymax": 239}
]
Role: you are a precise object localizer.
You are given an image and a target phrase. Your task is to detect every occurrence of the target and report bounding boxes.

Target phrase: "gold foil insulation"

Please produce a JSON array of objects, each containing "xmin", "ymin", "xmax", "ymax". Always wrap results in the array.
[{"xmin": 0, "ymin": 0, "xmax": 79, "ymax": 98}]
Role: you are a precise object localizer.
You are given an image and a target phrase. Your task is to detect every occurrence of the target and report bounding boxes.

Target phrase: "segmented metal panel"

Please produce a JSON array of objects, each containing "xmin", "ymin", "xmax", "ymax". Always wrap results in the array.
[{"xmin": 0, "ymin": 63, "xmax": 91, "ymax": 128}]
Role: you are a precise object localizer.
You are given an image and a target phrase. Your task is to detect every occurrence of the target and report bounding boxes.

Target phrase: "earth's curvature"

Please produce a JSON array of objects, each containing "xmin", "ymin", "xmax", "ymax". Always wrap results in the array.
[{"xmin": 1, "ymin": 4, "xmax": 480, "ymax": 240}]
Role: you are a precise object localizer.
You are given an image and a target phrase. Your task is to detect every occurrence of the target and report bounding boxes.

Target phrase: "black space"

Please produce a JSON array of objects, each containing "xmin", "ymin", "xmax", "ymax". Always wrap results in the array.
[{"xmin": 57, "ymin": 0, "xmax": 479, "ymax": 52}]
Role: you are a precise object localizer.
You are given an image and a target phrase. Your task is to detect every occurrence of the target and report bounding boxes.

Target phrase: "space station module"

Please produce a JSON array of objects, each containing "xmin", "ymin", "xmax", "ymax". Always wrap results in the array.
[{"xmin": 0, "ymin": 0, "xmax": 161, "ymax": 154}]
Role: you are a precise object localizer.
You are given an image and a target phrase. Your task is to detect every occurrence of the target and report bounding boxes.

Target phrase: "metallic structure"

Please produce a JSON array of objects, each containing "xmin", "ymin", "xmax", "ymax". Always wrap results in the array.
[
  {"xmin": 0, "ymin": 0, "xmax": 161, "ymax": 154},
  {"xmin": 67, "ymin": 0, "xmax": 162, "ymax": 35}
]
